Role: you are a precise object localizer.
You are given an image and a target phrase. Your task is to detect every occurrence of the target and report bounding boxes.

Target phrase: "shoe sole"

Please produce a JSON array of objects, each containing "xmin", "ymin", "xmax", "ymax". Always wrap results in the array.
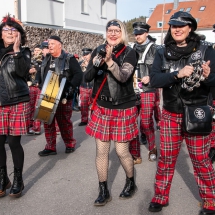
[
  {"xmin": 38, "ymin": 152, "xmax": 57, "ymax": 156},
  {"xmin": 94, "ymin": 196, "xmax": 112, "ymax": 206},
  {"xmin": 9, "ymin": 184, "xmax": 24, "ymax": 198},
  {"xmin": 119, "ymin": 187, "xmax": 138, "ymax": 200},
  {"xmin": 0, "ymin": 181, "xmax": 11, "ymax": 197},
  {"xmin": 148, "ymin": 203, "xmax": 169, "ymax": 212}
]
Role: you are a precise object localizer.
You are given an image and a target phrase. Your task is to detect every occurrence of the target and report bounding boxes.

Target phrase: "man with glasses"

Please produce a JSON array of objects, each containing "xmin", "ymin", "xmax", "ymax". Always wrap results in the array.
[{"xmin": 130, "ymin": 22, "xmax": 161, "ymax": 163}]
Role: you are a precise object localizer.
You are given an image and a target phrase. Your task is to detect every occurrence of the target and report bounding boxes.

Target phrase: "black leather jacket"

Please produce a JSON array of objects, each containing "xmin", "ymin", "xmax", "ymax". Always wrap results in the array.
[
  {"xmin": 0, "ymin": 47, "xmax": 31, "ymax": 106},
  {"xmin": 150, "ymin": 41, "xmax": 215, "ymax": 113},
  {"xmin": 40, "ymin": 50, "xmax": 83, "ymax": 100},
  {"xmin": 133, "ymin": 42, "xmax": 157, "ymax": 92},
  {"xmin": 85, "ymin": 45, "xmax": 137, "ymax": 106}
]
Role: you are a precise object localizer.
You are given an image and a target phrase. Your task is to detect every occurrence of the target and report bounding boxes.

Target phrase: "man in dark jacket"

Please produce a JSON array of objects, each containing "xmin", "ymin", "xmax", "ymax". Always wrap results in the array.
[
  {"xmin": 130, "ymin": 22, "xmax": 161, "ymax": 163},
  {"xmin": 38, "ymin": 35, "xmax": 83, "ymax": 156}
]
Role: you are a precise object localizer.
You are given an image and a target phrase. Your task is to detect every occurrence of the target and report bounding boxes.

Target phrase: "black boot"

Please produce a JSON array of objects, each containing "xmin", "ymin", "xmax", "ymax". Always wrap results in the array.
[
  {"xmin": 94, "ymin": 181, "xmax": 112, "ymax": 206},
  {"xmin": 119, "ymin": 176, "xmax": 137, "ymax": 199},
  {"xmin": 9, "ymin": 167, "xmax": 24, "ymax": 198},
  {"xmin": 0, "ymin": 166, "xmax": 11, "ymax": 197}
]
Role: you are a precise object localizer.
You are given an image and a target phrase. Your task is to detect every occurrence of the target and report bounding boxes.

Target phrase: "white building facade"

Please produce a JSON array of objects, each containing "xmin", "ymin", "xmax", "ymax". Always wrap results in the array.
[{"xmin": 0, "ymin": 0, "xmax": 117, "ymax": 36}]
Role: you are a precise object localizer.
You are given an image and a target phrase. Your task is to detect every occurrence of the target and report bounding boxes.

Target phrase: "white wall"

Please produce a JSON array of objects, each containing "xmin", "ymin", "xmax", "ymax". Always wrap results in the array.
[{"xmin": 0, "ymin": 0, "xmax": 15, "ymax": 20}]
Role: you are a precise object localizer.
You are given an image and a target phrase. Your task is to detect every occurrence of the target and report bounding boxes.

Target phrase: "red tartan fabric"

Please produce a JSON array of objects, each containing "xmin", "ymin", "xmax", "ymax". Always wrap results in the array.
[
  {"xmin": 44, "ymin": 100, "xmax": 76, "ymax": 151},
  {"xmin": 29, "ymin": 86, "xmax": 41, "ymax": 132},
  {"xmin": 210, "ymin": 100, "xmax": 215, "ymax": 148},
  {"xmin": 86, "ymin": 105, "xmax": 138, "ymax": 142},
  {"xmin": 151, "ymin": 109, "xmax": 215, "ymax": 210},
  {"xmin": 79, "ymin": 87, "xmax": 93, "ymax": 123},
  {"xmin": 129, "ymin": 136, "xmax": 141, "ymax": 157},
  {"xmin": 139, "ymin": 92, "xmax": 156, "ymax": 151},
  {"xmin": 154, "ymin": 89, "xmax": 162, "ymax": 127},
  {"xmin": 0, "ymin": 102, "xmax": 30, "ymax": 135}
]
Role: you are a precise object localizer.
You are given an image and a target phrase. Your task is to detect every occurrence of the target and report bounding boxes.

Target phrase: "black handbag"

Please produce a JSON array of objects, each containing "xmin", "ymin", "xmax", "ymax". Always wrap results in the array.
[
  {"xmin": 183, "ymin": 105, "xmax": 212, "ymax": 135},
  {"xmin": 176, "ymin": 86, "xmax": 213, "ymax": 135}
]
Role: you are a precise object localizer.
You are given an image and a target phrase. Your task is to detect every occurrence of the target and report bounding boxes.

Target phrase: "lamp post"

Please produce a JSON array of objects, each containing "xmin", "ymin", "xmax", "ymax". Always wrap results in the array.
[
  {"xmin": 161, "ymin": 0, "xmax": 166, "ymax": 44},
  {"xmin": 14, "ymin": 0, "xmax": 18, "ymax": 19}
]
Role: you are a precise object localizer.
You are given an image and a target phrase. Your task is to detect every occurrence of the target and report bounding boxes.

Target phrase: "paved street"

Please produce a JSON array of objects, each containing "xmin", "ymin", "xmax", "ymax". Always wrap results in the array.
[{"xmin": 1, "ymin": 111, "xmax": 211, "ymax": 215}]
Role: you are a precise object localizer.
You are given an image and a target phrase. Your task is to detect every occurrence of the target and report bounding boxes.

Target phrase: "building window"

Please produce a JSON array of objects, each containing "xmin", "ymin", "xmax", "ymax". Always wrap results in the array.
[
  {"xmin": 101, "ymin": 0, "xmax": 107, "ymax": 18},
  {"xmin": 179, "ymin": 8, "xmax": 184, "ymax": 11},
  {"xmin": 157, "ymin": 21, "xmax": 163, "ymax": 28},
  {"xmin": 82, "ymin": 0, "xmax": 88, "ymax": 14},
  {"xmin": 165, "ymin": 9, "xmax": 171, "ymax": 14},
  {"xmin": 199, "ymin": 6, "xmax": 206, "ymax": 11},
  {"xmin": 185, "ymin": 7, "xmax": 192, "ymax": 13}
]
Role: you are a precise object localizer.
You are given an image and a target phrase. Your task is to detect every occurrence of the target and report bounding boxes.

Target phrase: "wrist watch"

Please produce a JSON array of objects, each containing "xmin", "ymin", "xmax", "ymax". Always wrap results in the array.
[{"xmin": 13, "ymin": 51, "xmax": 20, "ymax": 56}]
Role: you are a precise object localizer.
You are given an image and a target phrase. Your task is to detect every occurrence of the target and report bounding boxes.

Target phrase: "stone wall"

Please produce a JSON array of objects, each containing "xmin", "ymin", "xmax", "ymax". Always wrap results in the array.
[{"xmin": 24, "ymin": 26, "xmax": 104, "ymax": 56}]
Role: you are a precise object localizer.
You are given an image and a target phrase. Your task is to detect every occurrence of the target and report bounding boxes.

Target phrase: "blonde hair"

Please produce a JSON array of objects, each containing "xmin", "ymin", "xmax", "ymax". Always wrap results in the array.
[{"xmin": 106, "ymin": 19, "xmax": 128, "ymax": 45}]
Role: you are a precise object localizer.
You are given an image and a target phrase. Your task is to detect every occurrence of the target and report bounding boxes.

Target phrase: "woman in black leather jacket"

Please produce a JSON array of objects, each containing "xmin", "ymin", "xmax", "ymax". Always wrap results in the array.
[
  {"xmin": 0, "ymin": 15, "xmax": 31, "ymax": 198},
  {"xmin": 148, "ymin": 12, "xmax": 215, "ymax": 215},
  {"xmin": 85, "ymin": 19, "xmax": 138, "ymax": 206}
]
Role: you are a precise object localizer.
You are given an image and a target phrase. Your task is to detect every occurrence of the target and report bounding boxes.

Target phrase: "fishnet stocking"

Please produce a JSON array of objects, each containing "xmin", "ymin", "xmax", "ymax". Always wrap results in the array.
[
  {"xmin": 115, "ymin": 141, "xmax": 134, "ymax": 178},
  {"xmin": 95, "ymin": 139, "xmax": 111, "ymax": 182},
  {"xmin": 95, "ymin": 139, "xmax": 134, "ymax": 182}
]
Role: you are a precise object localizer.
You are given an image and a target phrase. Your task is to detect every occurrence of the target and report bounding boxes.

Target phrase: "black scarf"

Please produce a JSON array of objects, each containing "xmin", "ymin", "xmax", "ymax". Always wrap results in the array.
[{"xmin": 0, "ymin": 42, "xmax": 14, "ymax": 60}]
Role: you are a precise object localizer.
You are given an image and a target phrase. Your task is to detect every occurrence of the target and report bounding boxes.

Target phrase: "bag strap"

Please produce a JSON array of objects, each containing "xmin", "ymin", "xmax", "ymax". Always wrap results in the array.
[{"xmin": 138, "ymin": 42, "xmax": 153, "ymax": 64}]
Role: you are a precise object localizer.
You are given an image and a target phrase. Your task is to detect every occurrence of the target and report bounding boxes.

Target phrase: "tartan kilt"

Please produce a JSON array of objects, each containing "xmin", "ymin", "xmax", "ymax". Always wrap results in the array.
[
  {"xmin": 0, "ymin": 102, "xmax": 30, "ymax": 136},
  {"xmin": 86, "ymin": 105, "xmax": 138, "ymax": 142}
]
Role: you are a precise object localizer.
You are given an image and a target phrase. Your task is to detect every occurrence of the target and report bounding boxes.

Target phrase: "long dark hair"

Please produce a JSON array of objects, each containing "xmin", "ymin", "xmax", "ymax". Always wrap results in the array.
[{"xmin": 0, "ymin": 15, "xmax": 27, "ymax": 45}]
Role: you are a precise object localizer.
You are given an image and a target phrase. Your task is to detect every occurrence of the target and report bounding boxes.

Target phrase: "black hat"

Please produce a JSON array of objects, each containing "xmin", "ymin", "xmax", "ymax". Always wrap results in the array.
[
  {"xmin": 34, "ymin": 45, "xmax": 41, "ymax": 49},
  {"xmin": 48, "ymin": 35, "xmax": 63, "ymax": 44},
  {"xmin": 82, "ymin": 48, "xmax": 92, "ymax": 56},
  {"xmin": 132, "ymin": 22, "xmax": 151, "ymax": 35},
  {"xmin": 40, "ymin": 41, "xmax": 48, "ymax": 49},
  {"xmin": 212, "ymin": 24, "xmax": 215, "ymax": 32},
  {"xmin": 168, "ymin": 11, "xmax": 197, "ymax": 31}
]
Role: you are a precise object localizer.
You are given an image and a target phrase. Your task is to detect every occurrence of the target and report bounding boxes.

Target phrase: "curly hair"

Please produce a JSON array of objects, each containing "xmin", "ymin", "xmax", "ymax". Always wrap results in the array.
[{"xmin": 0, "ymin": 15, "xmax": 27, "ymax": 45}]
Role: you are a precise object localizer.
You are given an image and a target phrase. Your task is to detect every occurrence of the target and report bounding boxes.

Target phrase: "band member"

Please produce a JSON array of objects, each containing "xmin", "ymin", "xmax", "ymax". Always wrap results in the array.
[
  {"xmin": 27, "ymin": 45, "xmax": 43, "ymax": 135},
  {"xmin": 85, "ymin": 19, "xmax": 138, "ymax": 206},
  {"xmin": 38, "ymin": 35, "xmax": 82, "ymax": 156},
  {"xmin": 0, "ymin": 15, "xmax": 31, "ymax": 198},
  {"xmin": 148, "ymin": 12, "xmax": 215, "ymax": 215},
  {"xmin": 78, "ymin": 48, "xmax": 93, "ymax": 126},
  {"xmin": 130, "ymin": 22, "xmax": 161, "ymax": 162}
]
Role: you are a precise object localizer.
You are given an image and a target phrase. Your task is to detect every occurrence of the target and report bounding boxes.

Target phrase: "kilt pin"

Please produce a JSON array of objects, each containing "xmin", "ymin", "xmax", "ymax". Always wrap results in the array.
[
  {"xmin": 29, "ymin": 86, "xmax": 41, "ymax": 132},
  {"xmin": 152, "ymin": 109, "xmax": 215, "ymax": 210},
  {"xmin": 44, "ymin": 100, "xmax": 76, "ymax": 151},
  {"xmin": 79, "ymin": 86, "xmax": 93, "ymax": 123}
]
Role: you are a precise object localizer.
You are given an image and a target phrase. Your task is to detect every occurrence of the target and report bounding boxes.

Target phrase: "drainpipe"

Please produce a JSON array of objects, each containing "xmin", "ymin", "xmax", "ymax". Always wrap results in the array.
[{"xmin": 14, "ymin": 0, "xmax": 19, "ymax": 18}]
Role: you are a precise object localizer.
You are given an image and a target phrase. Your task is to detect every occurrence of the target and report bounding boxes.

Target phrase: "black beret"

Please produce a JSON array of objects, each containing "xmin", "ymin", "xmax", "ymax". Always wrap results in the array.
[
  {"xmin": 49, "ymin": 35, "xmax": 63, "ymax": 44},
  {"xmin": 40, "ymin": 41, "xmax": 48, "ymax": 49}
]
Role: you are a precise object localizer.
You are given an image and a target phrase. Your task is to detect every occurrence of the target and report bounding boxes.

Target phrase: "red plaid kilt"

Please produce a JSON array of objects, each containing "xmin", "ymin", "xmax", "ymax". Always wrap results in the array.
[
  {"xmin": 86, "ymin": 105, "xmax": 138, "ymax": 142},
  {"xmin": 0, "ymin": 102, "xmax": 30, "ymax": 135}
]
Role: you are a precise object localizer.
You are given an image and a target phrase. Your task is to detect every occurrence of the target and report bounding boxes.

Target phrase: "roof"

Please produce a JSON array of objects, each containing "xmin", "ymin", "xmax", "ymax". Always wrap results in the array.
[{"xmin": 147, "ymin": 0, "xmax": 215, "ymax": 32}]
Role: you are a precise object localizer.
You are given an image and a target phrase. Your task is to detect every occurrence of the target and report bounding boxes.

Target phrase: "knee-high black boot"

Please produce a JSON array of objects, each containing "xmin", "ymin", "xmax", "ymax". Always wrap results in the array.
[
  {"xmin": 119, "ymin": 176, "xmax": 137, "ymax": 199},
  {"xmin": 9, "ymin": 167, "xmax": 24, "ymax": 198},
  {"xmin": 0, "ymin": 166, "xmax": 11, "ymax": 197},
  {"xmin": 94, "ymin": 181, "xmax": 112, "ymax": 206}
]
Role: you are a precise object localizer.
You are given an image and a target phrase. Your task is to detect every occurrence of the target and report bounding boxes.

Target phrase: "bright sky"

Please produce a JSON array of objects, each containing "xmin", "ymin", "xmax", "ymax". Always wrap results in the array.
[{"xmin": 117, "ymin": 0, "xmax": 181, "ymax": 21}]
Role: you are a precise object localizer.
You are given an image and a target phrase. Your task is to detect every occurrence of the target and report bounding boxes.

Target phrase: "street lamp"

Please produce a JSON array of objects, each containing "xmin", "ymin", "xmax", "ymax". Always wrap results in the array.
[{"xmin": 161, "ymin": 0, "xmax": 166, "ymax": 44}]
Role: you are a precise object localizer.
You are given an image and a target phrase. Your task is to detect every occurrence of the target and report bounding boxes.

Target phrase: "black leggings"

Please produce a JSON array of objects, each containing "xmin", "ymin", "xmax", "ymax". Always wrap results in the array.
[{"xmin": 0, "ymin": 135, "xmax": 24, "ymax": 169}]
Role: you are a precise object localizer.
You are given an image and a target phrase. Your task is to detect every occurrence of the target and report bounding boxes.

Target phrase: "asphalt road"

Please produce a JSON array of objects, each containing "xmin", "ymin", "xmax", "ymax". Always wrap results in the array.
[{"xmin": 0, "ymin": 111, "xmax": 211, "ymax": 215}]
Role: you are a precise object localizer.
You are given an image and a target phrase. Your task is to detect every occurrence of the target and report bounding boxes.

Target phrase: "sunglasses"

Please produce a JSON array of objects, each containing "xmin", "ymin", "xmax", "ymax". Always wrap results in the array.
[{"xmin": 2, "ymin": 27, "xmax": 18, "ymax": 34}]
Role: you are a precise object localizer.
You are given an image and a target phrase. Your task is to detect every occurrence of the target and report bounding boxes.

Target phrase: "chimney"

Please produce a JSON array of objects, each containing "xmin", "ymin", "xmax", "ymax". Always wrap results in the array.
[{"xmin": 173, "ymin": 0, "xmax": 179, "ymax": 10}]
